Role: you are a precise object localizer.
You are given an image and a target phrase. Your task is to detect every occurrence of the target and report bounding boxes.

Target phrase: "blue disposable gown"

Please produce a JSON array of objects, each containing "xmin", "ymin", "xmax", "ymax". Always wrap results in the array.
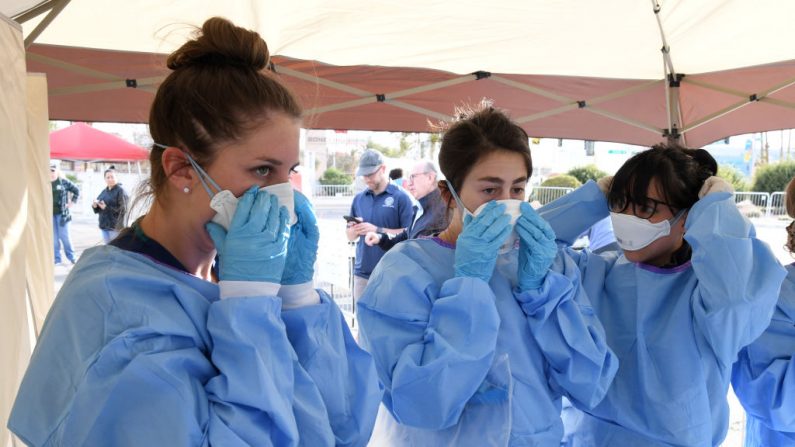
[
  {"xmin": 540, "ymin": 181, "xmax": 786, "ymax": 447},
  {"xmin": 732, "ymin": 263, "xmax": 795, "ymax": 446},
  {"xmin": 8, "ymin": 246, "xmax": 382, "ymax": 446},
  {"xmin": 357, "ymin": 237, "xmax": 618, "ymax": 446}
]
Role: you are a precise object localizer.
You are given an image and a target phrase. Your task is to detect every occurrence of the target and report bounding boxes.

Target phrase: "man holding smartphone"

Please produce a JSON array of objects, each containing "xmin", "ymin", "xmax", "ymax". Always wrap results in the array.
[{"xmin": 346, "ymin": 149, "xmax": 414, "ymax": 302}]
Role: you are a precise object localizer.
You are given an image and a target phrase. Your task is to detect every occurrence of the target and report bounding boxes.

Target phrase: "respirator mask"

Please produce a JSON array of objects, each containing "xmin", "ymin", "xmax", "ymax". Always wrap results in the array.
[{"xmin": 446, "ymin": 180, "xmax": 521, "ymax": 254}]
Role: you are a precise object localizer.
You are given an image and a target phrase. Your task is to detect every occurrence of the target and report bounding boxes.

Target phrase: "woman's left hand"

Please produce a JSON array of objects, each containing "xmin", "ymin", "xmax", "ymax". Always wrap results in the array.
[
  {"xmin": 516, "ymin": 202, "xmax": 557, "ymax": 291},
  {"xmin": 281, "ymin": 191, "xmax": 319, "ymax": 285}
]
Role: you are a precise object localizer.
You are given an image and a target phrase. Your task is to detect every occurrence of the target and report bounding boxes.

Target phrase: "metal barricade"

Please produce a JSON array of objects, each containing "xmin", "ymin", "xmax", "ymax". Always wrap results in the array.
[
  {"xmin": 733, "ymin": 192, "xmax": 770, "ymax": 219},
  {"xmin": 313, "ymin": 184, "xmax": 354, "ymax": 197},
  {"xmin": 769, "ymin": 191, "xmax": 787, "ymax": 218},
  {"xmin": 529, "ymin": 186, "xmax": 574, "ymax": 205}
]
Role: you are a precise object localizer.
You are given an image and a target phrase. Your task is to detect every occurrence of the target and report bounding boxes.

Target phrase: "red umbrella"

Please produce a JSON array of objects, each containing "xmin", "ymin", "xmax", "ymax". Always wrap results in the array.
[{"xmin": 49, "ymin": 122, "xmax": 149, "ymax": 161}]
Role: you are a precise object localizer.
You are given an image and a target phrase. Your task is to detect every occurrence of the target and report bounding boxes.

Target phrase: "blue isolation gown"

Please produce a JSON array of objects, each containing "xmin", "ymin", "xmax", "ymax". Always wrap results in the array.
[
  {"xmin": 357, "ymin": 236, "xmax": 618, "ymax": 446},
  {"xmin": 732, "ymin": 263, "xmax": 795, "ymax": 446},
  {"xmin": 540, "ymin": 181, "xmax": 786, "ymax": 447},
  {"xmin": 8, "ymin": 245, "xmax": 382, "ymax": 446}
]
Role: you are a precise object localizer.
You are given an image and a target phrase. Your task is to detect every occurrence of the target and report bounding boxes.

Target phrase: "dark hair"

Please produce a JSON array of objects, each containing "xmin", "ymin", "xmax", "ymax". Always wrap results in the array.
[
  {"xmin": 608, "ymin": 143, "xmax": 717, "ymax": 215},
  {"xmin": 146, "ymin": 17, "xmax": 302, "ymax": 200},
  {"xmin": 104, "ymin": 166, "xmax": 116, "ymax": 176},
  {"xmin": 389, "ymin": 168, "xmax": 403, "ymax": 181},
  {"xmin": 438, "ymin": 104, "xmax": 532, "ymax": 193}
]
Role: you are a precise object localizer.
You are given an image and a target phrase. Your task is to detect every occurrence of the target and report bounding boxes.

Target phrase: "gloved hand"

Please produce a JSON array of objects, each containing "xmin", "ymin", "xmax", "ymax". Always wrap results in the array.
[
  {"xmin": 698, "ymin": 176, "xmax": 734, "ymax": 199},
  {"xmin": 596, "ymin": 176, "xmax": 613, "ymax": 197},
  {"xmin": 281, "ymin": 190, "xmax": 320, "ymax": 285},
  {"xmin": 454, "ymin": 201, "xmax": 512, "ymax": 283},
  {"xmin": 206, "ymin": 186, "xmax": 289, "ymax": 283},
  {"xmin": 515, "ymin": 202, "xmax": 558, "ymax": 291}
]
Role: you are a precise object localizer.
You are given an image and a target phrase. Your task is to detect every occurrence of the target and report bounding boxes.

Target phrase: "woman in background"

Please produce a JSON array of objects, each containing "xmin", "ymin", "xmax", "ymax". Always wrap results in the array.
[{"xmin": 91, "ymin": 166, "xmax": 128, "ymax": 243}]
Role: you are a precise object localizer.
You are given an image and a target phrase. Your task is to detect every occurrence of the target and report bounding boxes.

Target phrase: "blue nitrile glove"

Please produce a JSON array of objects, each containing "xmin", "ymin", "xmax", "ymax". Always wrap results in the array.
[
  {"xmin": 206, "ymin": 186, "xmax": 289, "ymax": 283},
  {"xmin": 281, "ymin": 190, "xmax": 319, "ymax": 285},
  {"xmin": 454, "ymin": 201, "xmax": 512, "ymax": 283},
  {"xmin": 516, "ymin": 202, "xmax": 558, "ymax": 291}
]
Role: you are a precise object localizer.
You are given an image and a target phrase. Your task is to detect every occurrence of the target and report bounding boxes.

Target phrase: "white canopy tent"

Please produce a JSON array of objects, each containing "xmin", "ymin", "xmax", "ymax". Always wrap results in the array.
[
  {"xmin": 10, "ymin": 0, "xmax": 795, "ymax": 147},
  {"xmin": 2, "ymin": 1, "xmax": 795, "ymax": 445}
]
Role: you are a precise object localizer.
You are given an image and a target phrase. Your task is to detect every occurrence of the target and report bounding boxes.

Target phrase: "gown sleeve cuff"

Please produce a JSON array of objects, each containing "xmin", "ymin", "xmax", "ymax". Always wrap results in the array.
[
  {"xmin": 278, "ymin": 282, "xmax": 321, "ymax": 309},
  {"xmin": 219, "ymin": 280, "xmax": 281, "ymax": 299}
]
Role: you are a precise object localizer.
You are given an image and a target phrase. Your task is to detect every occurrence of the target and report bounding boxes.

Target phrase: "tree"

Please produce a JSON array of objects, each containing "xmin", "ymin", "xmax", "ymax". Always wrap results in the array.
[
  {"xmin": 541, "ymin": 174, "xmax": 582, "ymax": 188},
  {"xmin": 366, "ymin": 137, "xmax": 409, "ymax": 159},
  {"xmin": 751, "ymin": 161, "xmax": 795, "ymax": 193},
  {"xmin": 319, "ymin": 167, "xmax": 352, "ymax": 186},
  {"xmin": 428, "ymin": 132, "xmax": 441, "ymax": 161},
  {"xmin": 566, "ymin": 165, "xmax": 608, "ymax": 184},
  {"xmin": 717, "ymin": 165, "xmax": 748, "ymax": 192}
]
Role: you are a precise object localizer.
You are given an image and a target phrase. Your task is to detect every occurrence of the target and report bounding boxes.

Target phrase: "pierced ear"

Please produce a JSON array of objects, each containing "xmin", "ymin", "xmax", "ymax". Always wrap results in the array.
[{"xmin": 161, "ymin": 147, "xmax": 195, "ymax": 192}]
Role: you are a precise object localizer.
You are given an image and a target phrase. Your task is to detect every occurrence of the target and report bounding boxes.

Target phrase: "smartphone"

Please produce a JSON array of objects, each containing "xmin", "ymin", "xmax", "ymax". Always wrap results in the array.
[{"xmin": 343, "ymin": 215, "xmax": 363, "ymax": 223}]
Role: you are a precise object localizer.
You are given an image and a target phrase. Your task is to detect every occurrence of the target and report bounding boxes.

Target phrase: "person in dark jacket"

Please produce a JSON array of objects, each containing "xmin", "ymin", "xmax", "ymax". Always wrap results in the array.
[
  {"xmin": 365, "ymin": 160, "xmax": 449, "ymax": 250},
  {"xmin": 92, "ymin": 167, "xmax": 128, "ymax": 243},
  {"xmin": 50, "ymin": 159, "xmax": 80, "ymax": 264}
]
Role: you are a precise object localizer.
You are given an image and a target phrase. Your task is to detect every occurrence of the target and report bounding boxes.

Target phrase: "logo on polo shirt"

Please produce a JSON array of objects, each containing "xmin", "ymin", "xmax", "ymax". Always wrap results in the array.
[{"xmin": 383, "ymin": 197, "xmax": 395, "ymax": 208}]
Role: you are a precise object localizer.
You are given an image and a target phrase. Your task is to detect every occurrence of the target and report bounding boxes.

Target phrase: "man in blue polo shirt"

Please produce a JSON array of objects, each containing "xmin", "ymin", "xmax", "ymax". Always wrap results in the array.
[{"xmin": 346, "ymin": 149, "xmax": 414, "ymax": 302}]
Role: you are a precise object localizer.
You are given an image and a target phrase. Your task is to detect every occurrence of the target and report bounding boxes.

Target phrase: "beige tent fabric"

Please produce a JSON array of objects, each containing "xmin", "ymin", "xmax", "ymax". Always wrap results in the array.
[
  {"xmin": 25, "ymin": 73, "xmax": 54, "ymax": 336},
  {"xmin": 11, "ymin": 0, "xmax": 795, "ymax": 79},
  {"xmin": 0, "ymin": 14, "xmax": 31, "ymax": 447}
]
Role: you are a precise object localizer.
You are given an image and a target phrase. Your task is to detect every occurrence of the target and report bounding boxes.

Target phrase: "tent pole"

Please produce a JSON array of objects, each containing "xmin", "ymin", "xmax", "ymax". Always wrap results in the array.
[
  {"xmin": 23, "ymin": 0, "xmax": 72, "ymax": 49},
  {"xmin": 652, "ymin": 0, "xmax": 684, "ymax": 145}
]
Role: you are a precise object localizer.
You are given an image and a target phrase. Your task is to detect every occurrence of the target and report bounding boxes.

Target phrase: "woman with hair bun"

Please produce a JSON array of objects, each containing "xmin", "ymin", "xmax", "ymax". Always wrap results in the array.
[
  {"xmin": 537, "ymin": 143, "xmax": 786, "ymax": 446},
  {"xmin": 9, "ymin": 17, "xmax": 381, "ymax": 446},
  {"xmin": 731, "ymin": 177, "xmax": 795, "ymax": 447}
]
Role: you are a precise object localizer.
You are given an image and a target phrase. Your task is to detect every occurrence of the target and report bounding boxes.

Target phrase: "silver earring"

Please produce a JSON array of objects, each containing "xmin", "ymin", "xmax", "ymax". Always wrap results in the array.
[{"xmin": 183, "ymin": 187, "xmax": 190, "ymax": 194}]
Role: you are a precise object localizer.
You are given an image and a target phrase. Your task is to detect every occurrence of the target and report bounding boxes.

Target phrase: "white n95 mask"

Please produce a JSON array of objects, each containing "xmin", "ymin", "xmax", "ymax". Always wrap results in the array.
[
  {"xmin": 446, "ymin": 180, "xmax": 522, "ymax": 254},
  {"xmin": 165, "ymin": 144, "xmax": 297, "ymax": 231},
  {"xmin": 210, "ymin": 182, "xmax": 296, "ymax": 231},
  {"xmin": 610, "ymin": 210, "xmax": 685, "ymax": 251}
]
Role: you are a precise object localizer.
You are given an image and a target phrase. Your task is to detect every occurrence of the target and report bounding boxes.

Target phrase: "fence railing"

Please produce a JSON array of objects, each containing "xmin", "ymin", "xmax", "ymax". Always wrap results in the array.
[
  {"xmin": 529, "ymin": 187, "xmax": 788, "ymax": 218},
  {"xmin": 730, "ymin": 191, "xmax": 788, "ymax": 218},
  {"xmin": 530, "ymin": 186, "xmax": 574, "ymax": 205},
  {"xmin": 733, "ymin": 192, "xmax": 770, "ymax": 219},
  {"xmin": 314, "ymin": 184, "xmax": 354, "ymax": 197},
  {"xmin": 769, "ymin": 192, "xmax": 787, "ymax": 218}
]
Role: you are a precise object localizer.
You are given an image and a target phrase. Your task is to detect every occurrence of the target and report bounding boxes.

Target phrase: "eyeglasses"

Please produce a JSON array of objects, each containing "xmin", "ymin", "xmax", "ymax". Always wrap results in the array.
[
  {"xmin": 610, "ymin": 196, "xmax": 677, "ymax": 219},
  {"xmin": 409, "ymin": 172, "xmax": 431, "ymax": 181}
]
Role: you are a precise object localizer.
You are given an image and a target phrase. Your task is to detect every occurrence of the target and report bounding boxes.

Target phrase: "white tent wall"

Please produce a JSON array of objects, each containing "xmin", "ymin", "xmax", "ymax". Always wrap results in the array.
[
  {"xmin": 0, "ymin": 14, "xmax": 31, "ymax": 447},
  {"xmin": 25, "ymin": 73, "xmax": 55, "ymax": 336}
]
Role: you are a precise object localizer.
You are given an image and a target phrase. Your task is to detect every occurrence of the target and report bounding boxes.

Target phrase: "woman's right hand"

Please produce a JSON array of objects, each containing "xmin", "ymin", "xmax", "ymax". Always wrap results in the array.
[
  {"xmin": 454, "ymin": 201, "xmax": 512, "ymax": 283},
  {"xmin": 206, "ymin": 186, "xmax": 289, "ymax": 283}
]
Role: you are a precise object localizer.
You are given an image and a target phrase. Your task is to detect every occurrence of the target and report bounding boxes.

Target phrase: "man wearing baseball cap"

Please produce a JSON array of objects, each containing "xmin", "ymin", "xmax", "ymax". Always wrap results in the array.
[{"xmin": 346, "ymin": 149, "xmax": 414, "ymax": 302}]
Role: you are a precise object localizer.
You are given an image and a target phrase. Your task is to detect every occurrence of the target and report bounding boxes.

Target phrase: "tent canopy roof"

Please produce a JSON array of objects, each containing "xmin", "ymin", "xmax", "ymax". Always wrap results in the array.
[
  {"xmin": 9, "ymin": 1, "xmax": 795, "ymax": 147},
  {"xmin": 49, "ymin": 122, "xmax": 149, "ymax": 161},
  {"xmin": 12, "ymin": 0, "xmax": 795, "ymax": 79}
]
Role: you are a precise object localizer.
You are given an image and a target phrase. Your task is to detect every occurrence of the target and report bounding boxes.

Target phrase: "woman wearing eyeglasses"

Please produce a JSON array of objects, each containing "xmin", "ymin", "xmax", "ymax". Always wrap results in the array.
[{"xmin": 538, "ymin": 144, "xmax": 785, "ymax": 446}]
